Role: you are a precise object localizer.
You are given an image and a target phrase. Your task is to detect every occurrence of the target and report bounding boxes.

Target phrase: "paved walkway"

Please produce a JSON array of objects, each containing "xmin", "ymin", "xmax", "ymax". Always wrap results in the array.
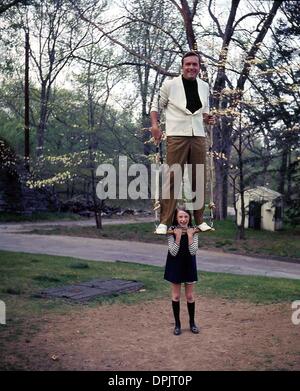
[
  {"xmin": 0, "ymin": 216, "xmax": 152, "ymax": 233},
  {"xmin": 0, "ymin": 219, "xmax": 300, "ymax": 280}
]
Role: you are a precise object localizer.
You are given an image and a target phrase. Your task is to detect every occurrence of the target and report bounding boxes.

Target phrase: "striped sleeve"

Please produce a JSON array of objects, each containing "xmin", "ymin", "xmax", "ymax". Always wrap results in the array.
[
  {"xmin": 167, "ymin": 235, "xmax": 180, "ymax": 256},
  {"xmin": 188, "ymin": 234, "xmax": 199, "ymax": 255}
]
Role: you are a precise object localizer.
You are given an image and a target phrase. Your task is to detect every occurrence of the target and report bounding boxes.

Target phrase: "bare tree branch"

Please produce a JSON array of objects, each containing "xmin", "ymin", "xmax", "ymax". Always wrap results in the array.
[
  {"xmin": 232, "ymin": 12, "xmax": 267, "ymax": 31},
  {"xmin": 192, "ymin": 0, "xmax": 199, "ymax": 19},
  {"xmin": 71, "ymin": 55, "xmax": 153, "ymax": 69},
  {"xmin": 208, "ymin": 0, "xmax": 224, "ymax": 38},
  {"xmin": 69, "ymin": 0, "xmax": 178, "ymax": 77},
  {"xmin": 126, "ymin": 16, "xmax": 184, "ymax": 53},
  {"xmin": 168, "ymin": 0, "xmax": 182, "ymax": 16},
  {"xmin": 236, "ymin": 0, "xmax": 284, "ymax": 92}
]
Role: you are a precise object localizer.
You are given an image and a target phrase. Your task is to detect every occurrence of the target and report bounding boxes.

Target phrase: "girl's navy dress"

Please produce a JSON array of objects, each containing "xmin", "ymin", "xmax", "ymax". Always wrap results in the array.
[{"xmin": 164, "ymin": 233, "xmax": 198, "ymax": 284}]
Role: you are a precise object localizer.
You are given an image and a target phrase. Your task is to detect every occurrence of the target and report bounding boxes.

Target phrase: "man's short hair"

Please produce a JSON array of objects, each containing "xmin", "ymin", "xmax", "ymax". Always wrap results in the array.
[{"xmin": 181, "ymin": 51, "xmax": 201, "ymax": 66}]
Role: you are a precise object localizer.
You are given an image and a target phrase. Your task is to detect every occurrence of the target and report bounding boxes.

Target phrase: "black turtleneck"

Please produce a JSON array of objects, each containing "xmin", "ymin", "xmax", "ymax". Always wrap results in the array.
[{"xmin": 182, "ymin": 75, "xmax": 202, "ymax": 113}]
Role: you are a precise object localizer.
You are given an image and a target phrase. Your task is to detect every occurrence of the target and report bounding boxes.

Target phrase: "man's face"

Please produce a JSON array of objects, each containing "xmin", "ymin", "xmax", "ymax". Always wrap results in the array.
[{"xmin": 182, "ymin": 55, "xmax": 200, "ymax": 80}]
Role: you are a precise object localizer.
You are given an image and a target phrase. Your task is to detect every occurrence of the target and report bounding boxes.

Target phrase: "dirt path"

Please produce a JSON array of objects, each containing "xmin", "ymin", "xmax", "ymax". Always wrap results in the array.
[{"xmin": 2, "ymin": 297, "xmax": 299, "ymax": 371}]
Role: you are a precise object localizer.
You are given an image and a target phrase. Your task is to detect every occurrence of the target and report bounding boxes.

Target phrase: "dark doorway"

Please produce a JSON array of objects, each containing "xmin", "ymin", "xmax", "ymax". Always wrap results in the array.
[{"xmin": 248, "ymin": 201, "xmax": 261, "ymax": 230}]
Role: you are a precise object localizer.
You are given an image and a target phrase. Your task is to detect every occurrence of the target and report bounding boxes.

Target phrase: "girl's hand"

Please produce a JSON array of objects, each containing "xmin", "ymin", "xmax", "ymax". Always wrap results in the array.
[
  {"xmin": 187, "ymin": 227, "xmax": 197, "ymax": 237},
  {"xmin": 174, "ymin": 228, "xmax": 182, "ymax": 244},
  {"xmin": 187, "ymin": 227, "xmax": 196, "ymax": 246}
]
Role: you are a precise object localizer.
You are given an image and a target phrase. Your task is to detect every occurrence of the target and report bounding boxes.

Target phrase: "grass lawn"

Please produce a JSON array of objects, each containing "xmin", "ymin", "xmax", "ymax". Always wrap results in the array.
[
  {"xmin": 1, "ymin": 250, "xmax": 300, "ymax": 371},
  {"xmin": 1, "ymin": 250, "xmax": 300, "ymax": 319},
  {"xmin": 28, "ymin": 219, "xmax": 300, "ymax": 260},
  {"xmin": 1, "ymin": 250, "xmax": 300, "ymax": 368}
]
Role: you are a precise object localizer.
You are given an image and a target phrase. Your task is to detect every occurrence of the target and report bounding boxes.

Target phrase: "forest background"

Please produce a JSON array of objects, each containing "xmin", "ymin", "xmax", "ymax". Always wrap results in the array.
[{"xmin": 0, "ymin": 0, "xmax": 299, "ymax": 236}]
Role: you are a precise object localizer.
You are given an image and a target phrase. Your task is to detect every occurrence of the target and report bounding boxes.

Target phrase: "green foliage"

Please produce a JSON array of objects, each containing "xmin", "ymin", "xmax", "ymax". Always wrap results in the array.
[
  {"xmin": 0, "ymin": 80, "xmax": 142, "ymax": 204},
  {"xmin": 196, "ymin": 272, "xmax": 300, "ymax": 304},
  {"xmin": 285, "ymin": 200, "xmax": 300, "ymax": 227},
  {"xmin": 0, "ymin": 250, "xmax": 299, "ymax": 315},
  {"xmin": 0, "ymin": 0, "xmax": 299, "ymax": 220}
]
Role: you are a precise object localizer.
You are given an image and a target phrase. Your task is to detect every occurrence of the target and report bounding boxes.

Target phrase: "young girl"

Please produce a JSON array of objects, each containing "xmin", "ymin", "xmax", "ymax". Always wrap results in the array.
[{"xmin": 164, "ymin": 206, "xmax": 199, "ymax": 336}]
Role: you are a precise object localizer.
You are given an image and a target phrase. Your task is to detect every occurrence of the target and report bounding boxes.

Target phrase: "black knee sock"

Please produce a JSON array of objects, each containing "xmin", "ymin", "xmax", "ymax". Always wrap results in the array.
[
  {"xmin": 187, "ymin": 301, "xmax": 196, "ymax": 326},
  {"xmin": 172, "ymin": 300, "xmax": 181, "ymax": 328}
]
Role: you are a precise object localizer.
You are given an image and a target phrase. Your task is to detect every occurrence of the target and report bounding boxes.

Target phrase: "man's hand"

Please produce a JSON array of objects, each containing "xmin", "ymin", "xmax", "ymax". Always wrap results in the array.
[
  {"xmin": 151, "ymin": 125, "xmax": 162, "ymax": 144},
  {"xmin": 203, "ymin": 113, "xmax": 215, "ymax": 125}
]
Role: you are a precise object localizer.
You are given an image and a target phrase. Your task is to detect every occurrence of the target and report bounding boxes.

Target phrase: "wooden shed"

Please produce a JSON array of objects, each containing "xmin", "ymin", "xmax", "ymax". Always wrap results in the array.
[{"xmin": 236, "ymin": 186, "xmax": 284, "ymax": 231}]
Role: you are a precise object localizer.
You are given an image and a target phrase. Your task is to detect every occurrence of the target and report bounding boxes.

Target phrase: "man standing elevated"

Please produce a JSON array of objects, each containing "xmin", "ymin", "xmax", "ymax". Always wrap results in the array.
[{"xmin": 150, "ymin": 51, "xmax": 214, "ymax": 234}]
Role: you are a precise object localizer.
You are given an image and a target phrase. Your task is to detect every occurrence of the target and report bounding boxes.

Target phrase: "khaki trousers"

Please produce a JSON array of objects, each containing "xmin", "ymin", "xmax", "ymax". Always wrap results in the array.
[{"xmin": 160, "ymin": 136, "xmax": 206, "ymax": 226}]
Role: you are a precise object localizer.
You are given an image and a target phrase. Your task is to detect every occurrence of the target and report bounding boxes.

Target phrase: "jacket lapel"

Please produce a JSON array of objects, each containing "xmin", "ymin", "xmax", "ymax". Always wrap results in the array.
[
  {"xmin": 174, "ymin": 76, "xmax": 188, "ymax": 112},
  {"xmin": 173, "ymin": 75, "xmax": 205, "ymax": 114}
]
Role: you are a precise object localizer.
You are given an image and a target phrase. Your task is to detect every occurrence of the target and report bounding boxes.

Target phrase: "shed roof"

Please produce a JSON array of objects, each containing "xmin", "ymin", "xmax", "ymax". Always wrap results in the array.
[{"xmin": 244, "ymin": 186, "xmax": 282, "ymax": 201}]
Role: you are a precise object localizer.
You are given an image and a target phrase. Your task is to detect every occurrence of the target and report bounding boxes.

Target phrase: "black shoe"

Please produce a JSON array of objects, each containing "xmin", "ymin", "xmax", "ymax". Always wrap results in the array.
[
  {"xmin": 190, "ymin": 324, "xmax": 199, "ymax": 334},
  {"xmin": 173, "ymin": 326, "xmax": 181, "ymax": 336}
]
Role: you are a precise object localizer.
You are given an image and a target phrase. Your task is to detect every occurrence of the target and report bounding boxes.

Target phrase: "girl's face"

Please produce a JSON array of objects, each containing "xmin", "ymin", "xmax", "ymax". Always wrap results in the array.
[{"xmin": 176, "ymin": 210, "xmax": 190, "ymax": 228}]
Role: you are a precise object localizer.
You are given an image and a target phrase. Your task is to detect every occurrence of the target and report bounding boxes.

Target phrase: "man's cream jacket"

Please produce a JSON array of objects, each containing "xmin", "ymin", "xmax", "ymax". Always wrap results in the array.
[{"xmin": 151, "ymin": 75, "xmax": 210, "ymax": 137}]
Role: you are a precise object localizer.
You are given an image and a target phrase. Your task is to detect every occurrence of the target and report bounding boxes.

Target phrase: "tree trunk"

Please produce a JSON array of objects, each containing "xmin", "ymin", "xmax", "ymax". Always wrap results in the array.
[
  {"xmin": 141, "ymin": 69, "xmax": 151, "ymax": 155},
  {"xmin": 236, "ymin": 135, "xmax": 246, "ymax": 240},
  {"xmin": 213, "ymin": 114, "xmax": 232, "ymax": 219},
  {"xmin": 24, "ymin": 30, "xmax": 30, "ymax": 171},
  {"xmin": 278, "ymin": 148, "xmax": 288, "ymax": 195},
  {"xmin": 36, "ymin": 82, "xmax": 48, "ymax": 156},
  {"xmin": 180, "ymin": 0, "xmax": 197, "ymax": 49},
  {"xmin": 286, "ymin": 149, "xmax": 292, "ymax": 203},
  {"xmin": 87, "ymin": 65, "xmax": 103, "ymax": 229}
]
